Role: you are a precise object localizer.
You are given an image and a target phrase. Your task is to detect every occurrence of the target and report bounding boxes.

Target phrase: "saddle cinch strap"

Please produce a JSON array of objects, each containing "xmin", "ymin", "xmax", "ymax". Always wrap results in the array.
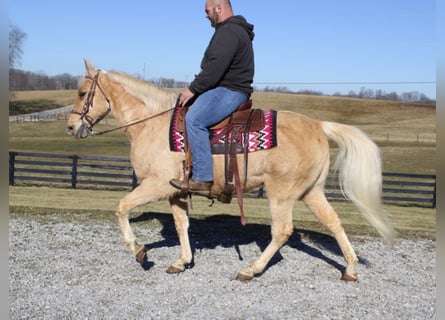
[{"xmin": 177, "ymin": 99, "xmax": 265, "ymax": 225}]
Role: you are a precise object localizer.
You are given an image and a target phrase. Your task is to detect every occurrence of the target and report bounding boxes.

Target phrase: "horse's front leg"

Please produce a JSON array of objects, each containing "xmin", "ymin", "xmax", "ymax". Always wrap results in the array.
[
  {"xmin": 165, "ymin": 195, "xmax": 192, "ymax": 273},
  {"xmin": 236, "ymin": 197, "xmax": 295, "ymax": 280},
  {"xmin": 115, "ymin": 180, "xmax": 158, "ymax": 263},
  {"xmin": 116, "ymin": 178, "xmax": 192, "ymax": 273}
]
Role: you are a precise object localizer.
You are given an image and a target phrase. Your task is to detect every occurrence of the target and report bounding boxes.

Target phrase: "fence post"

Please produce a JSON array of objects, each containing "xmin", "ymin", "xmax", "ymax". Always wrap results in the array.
[
  {"xmin": 9, "ymin": 151, "xmax": 16, "ymax": 186},
  {"xmin": 433, "ymin": 177, "xmax": 436, "ymax": 209},
  {"xmin": 131, "ymin": 170, "xmax": 138, "ymax": 189},
  {"xmin": 257, "ymin": 187, "xmax": 264, "ymax": 198},
  {"xmin": 71, "ymin": 155, "xmax": 78, "ymax": 189}
]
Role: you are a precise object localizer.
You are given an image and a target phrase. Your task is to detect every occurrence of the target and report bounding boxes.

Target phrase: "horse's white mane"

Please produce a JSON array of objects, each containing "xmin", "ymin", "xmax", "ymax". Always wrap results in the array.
[{"xmin": 107, "ymin": 70, "xmax": 178, "ymax": 113}]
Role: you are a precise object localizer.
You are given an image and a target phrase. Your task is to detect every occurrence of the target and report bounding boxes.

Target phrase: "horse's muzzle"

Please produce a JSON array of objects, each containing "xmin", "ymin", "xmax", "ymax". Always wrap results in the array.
[{"xmin": 66, "ymin": 121, "xmax": 92, "ymax": 139}]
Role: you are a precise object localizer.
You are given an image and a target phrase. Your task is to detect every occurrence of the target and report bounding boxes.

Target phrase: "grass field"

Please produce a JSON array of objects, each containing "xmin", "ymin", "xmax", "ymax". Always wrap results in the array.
[
  {"xmin": 9, "ymin": 90, "xmax": 436, "ymax": 240},
  {"xmin": 8, "ymin": 186, "xmax": 435, "ymax": 240},
  {"xmin": 9, "ymin": 90, "xmax": 436, "ymax": 174},
  {"xmin": 9, "ymin": 90, "xmax": 77, "ymax": 115}
]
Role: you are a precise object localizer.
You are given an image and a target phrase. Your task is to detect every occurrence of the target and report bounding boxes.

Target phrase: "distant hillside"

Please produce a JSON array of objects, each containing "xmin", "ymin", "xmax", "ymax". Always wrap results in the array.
[
  {"xmin": 8, "ymin": 90, "xmax": 435, "ymax": 174},
  {"xmin": 10, "ymin": 89, "xmax": 435, "ymax": 144}
]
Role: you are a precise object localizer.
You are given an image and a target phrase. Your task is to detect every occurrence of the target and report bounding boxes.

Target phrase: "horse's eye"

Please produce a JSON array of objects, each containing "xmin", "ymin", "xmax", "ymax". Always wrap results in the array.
[{"xmin": 79, "ymin": 91, "xmax": 87, "ymax": 98}]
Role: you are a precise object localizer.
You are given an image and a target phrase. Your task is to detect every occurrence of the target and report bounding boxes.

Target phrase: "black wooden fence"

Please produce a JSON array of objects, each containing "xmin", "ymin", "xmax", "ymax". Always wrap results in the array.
[
  {"xmin": 9, "ymin": 151, "xmax": 436, "ymax": 208},
  {"xmin": 9, "ymin": 151, "xmax": 137, "ymax": 190}
]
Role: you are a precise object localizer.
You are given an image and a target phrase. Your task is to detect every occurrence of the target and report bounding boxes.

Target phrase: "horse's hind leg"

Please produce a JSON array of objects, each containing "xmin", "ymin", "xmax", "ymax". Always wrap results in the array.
[
  {"xmin": 302, "ymin": 187, "xmax": 358, "ymax": 281},
  {"xmin": 237, "ymin": 197, "xmax": 295, "ymax": 281}
]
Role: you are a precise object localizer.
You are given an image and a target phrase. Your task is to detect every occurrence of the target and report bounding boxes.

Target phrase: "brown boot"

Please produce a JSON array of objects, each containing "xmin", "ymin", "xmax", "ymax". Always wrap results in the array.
[{"xmin": 169, "ymin": 178, "xmax": 212, "ymax": 196}]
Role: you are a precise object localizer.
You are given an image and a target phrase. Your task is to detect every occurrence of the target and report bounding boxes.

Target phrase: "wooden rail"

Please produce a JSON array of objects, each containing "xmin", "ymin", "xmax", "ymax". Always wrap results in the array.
[
  {"xmin": 9, "ymin": 151, "xmax": 137, "ymax": 190},
  {"xmin": 323, "ymin": 172, "xmax": 436, "ymax": 208},
  {"xmin": 9, "ymin": 151, "xmax": 436, "ymax": 208}
]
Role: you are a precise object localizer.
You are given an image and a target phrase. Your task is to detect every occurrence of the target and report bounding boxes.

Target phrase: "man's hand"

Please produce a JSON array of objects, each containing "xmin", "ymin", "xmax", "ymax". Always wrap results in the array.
[{"xmin": 179, "ymin": 87, "xmax": 195, "ymax": 107}]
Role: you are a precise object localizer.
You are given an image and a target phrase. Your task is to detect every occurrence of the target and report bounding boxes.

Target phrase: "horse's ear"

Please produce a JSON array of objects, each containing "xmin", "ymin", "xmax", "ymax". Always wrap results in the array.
[{"xmin": 83, "ymin": 58, "xmax": 97, "ymax": 77}]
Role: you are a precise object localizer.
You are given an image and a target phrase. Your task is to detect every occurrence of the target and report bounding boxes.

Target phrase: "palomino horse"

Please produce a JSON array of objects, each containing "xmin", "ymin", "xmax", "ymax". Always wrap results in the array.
[{"xmin": 66, "ymin": 59, "xmax": 395, "ymax": 281}]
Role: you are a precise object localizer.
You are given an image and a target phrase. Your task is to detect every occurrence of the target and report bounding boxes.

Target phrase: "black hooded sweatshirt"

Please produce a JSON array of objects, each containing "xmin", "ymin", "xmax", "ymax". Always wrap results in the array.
[{"xmin": 189, "ymin": 15, "xmax": 255, "ymax": 97}]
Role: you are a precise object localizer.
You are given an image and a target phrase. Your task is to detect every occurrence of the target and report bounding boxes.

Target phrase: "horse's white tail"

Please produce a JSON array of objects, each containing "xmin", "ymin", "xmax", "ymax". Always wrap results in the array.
[{"xmin": 322, "ymin": 121, "xmax": 395, "ymax": 244}]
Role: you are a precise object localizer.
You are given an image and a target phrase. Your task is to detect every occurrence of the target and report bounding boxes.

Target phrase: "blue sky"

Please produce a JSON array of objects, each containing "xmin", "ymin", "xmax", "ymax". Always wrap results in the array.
[{"xmin": 9, "ymin": 0, "xmax": 436, "ymax": 98}]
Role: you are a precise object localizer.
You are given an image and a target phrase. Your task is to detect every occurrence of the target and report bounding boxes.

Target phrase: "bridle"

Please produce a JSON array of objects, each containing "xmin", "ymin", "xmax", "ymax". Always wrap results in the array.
[
  {"xmin": 70, "ymin": 70, "xmax": 112, "ymax": 131},
  {"xmin": 71, "ymin": 70, "xmax": 178, "ymax": 136}
]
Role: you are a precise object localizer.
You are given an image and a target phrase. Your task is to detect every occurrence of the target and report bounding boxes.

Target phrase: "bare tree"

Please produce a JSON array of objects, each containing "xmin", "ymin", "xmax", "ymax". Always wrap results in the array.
[
  {"xmin": 347, "ymin": 90, "xmax": 358, "ymax": 98},
  {"xmin": 9, "ymin": 24, "xmax": 27, "ymax": 69},
  {"xmin": 54, "ymin": 73, "xmax": 78, "ymax": 90},
  {"xmin": 359, "ymin": 87, "xmax": 375, "ymax": 99}
]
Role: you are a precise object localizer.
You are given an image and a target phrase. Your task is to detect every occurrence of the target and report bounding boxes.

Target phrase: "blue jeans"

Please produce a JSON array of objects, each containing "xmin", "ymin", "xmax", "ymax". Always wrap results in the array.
[{"xmin": 185, "ymin": 87, "xmax": 248, "ymax": 182}]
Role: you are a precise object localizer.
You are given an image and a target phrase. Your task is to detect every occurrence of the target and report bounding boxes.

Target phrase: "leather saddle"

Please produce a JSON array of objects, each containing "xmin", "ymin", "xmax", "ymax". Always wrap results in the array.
[{"xmin": 175, "ymin": 99, "xmax": 266, "ymax": 225}]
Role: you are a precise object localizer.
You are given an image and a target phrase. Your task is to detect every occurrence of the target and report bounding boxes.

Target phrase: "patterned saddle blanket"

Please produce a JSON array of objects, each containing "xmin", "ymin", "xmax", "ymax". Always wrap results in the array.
[{"xmin": 169, "ymin": 107, "xmax": 278, "ymax": 153}]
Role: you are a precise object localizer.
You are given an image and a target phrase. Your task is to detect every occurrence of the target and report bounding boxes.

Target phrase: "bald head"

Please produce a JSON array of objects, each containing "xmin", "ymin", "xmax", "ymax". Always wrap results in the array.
[
  {"xmin": 209, "ymin": 0, "xmax": 232, "ymax": 8},
  {"xmin": 205, "ymin": 0, "xmax": 234, "ymax": 27}
]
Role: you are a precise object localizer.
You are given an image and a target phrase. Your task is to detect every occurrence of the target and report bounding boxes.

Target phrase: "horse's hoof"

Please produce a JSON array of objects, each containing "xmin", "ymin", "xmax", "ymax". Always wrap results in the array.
[
  {"xmin": 341, "ymin": 273, "xmax": 358, "ymax": 282},
  {"xmin": 135, "ymin": 246, "xmax": 147, "ymax": 264},
  {"xmin": 166, "ymin": 265, "xmax": 184, "ymax": 274},
  {"xmin": 235, "ymin": 272, "xmax": 254, "ymax": 281}
]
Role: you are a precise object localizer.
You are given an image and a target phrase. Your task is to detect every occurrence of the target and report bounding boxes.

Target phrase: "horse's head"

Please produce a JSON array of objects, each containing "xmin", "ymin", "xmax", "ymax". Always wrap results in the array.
[{"xmin": 66, "ymin": 58, "xmax": 112, "ymax": 139}]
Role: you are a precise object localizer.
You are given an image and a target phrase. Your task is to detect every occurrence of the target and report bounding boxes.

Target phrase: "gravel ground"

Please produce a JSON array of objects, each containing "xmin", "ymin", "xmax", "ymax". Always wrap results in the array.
[{"xmin": 9, "ymin": 210, "xmax": 435, "ymax": 320}]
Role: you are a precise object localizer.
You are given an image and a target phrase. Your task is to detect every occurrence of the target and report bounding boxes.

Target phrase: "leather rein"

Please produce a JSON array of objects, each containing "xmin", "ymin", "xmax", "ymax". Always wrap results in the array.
[{"xmin": 71, "ymin": 71, "xmax": 176, "ymax": 136}]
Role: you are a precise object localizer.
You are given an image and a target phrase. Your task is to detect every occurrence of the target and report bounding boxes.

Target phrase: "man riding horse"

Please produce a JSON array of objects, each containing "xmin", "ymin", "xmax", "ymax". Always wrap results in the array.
[{"xmin": 169, "ymin": 0, "xmax": 255, "ymax": 195}]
